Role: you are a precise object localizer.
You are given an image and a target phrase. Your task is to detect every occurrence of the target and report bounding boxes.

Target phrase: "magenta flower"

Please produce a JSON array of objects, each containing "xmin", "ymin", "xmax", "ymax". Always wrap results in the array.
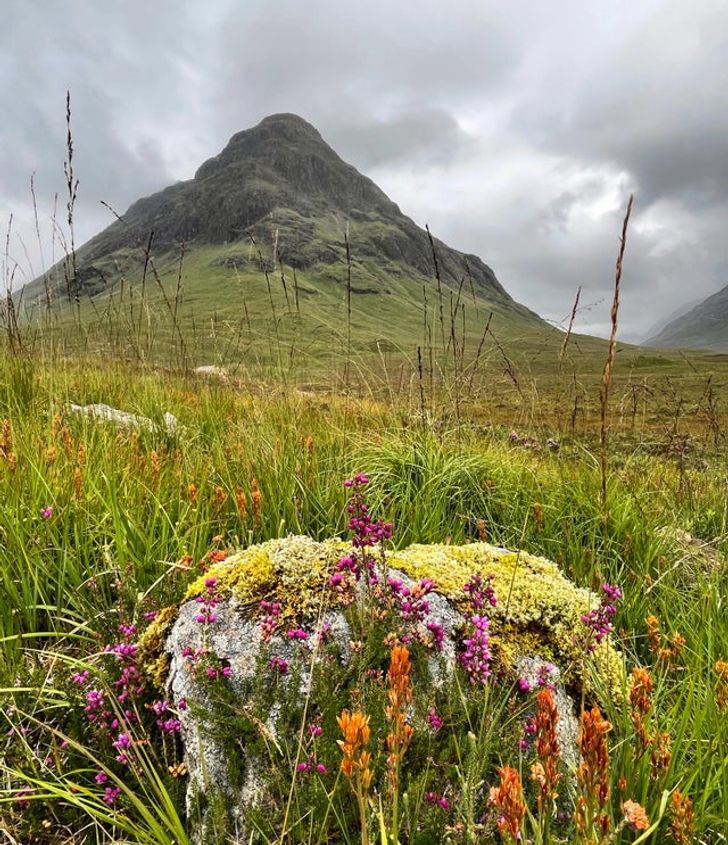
[
  {"xmin": 269, "ymin": 656, "xmax": 289, "ymax": 675},
  {"xmin": 40, "ymin": 506, "xmax": 53, "ymax": 519},
  {"xmin": 517, "ymin": 677, "xmax": 532, "ymax": 693},
  {"xmin": 427, "ymin": 707, "xmax": 444, "ymax": 731},
  {"xmin": 460, "ymin": 614, "xmax": 491, "ymax": 685},
  {"xmin": 102, "ymin": 785, "xmax": 122, "ymax": 805}
]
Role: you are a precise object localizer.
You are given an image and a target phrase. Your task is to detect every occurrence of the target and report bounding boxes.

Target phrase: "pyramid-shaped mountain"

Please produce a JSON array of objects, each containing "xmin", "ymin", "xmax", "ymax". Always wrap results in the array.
[{"xmin": 26, "ymin": 113, "xmax": 545, "ymax": 339}]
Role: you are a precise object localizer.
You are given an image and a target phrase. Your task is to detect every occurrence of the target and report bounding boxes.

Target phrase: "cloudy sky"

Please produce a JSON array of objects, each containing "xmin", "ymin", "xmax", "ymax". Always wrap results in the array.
[{"xmin": 2, "ymin": 0, "xmax": 727, "ymax": 339}]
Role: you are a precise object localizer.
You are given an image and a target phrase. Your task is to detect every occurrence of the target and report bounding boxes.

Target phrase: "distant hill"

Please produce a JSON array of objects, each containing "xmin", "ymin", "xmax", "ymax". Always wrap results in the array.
[
  {"xmin": 21, "ymin": 113, "xmax": 544, "ymax": 343},
  {"xmin": 646, "ymin": 284, "xmax": 728, "ymax": 352}
]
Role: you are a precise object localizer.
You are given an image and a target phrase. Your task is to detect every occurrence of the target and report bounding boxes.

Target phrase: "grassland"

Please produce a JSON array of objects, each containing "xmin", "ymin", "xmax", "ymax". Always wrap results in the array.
[{"xmin": 0, "ymin": 338, "xmax": 726, "ymax": 842}]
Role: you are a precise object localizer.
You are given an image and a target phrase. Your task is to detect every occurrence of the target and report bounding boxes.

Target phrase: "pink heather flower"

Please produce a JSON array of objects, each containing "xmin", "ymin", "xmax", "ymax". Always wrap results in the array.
[
  {"xmin": 259, "ymin": 600, "xmax": 282, "ymax": 641},
  {"xmin": 113, "ymin": 732, "xmax": 131, "ymax": 751},
  {"xmin": 536, "ymin": 663, "xmax": 556, "ymax": 689},
  {"xmin": 427, "ymin": 707, "xmax": 444, "ymax": 731},
  {"xmin": 286, "ymin": 627, "xmax": 309, "ymax": 641},
  {"xmin": 297, "ymin": 762, "xmax": 310, "ymax": 773},
  {"xmin": 316, "ymin": 622, "xmax": 332, "ymax": 643},
  {"xmin": 463, "ymin": 573, "xmax": 497, "ymax": 611},
  {"xmin": 102, "ymin": 786, "xmax": 122, "ymax": 805},
  {"xmin": 152, "ymin": 699, "xmax": 169, "ymax": 717},
  {"xmin": 143, "ymin": 610, "xmax": 158, "ymax": 621},
  {"xmin": 269, "ymin": 656, "xmax": 289, "ymax": 675},
  {"xmin": 517, "ymin": 677, "xmax": 532, "ymax": 693},
  {"xmin": 71, "ymin": 670, "xmax": 90, "ymax": 685},
  {"xmin": 40, "ymin": 506, "xmax": 53, "ymax": 519},
  {"xmin": 580, "ymin": 582, "xmax": 622, "ymax": 649},
  {"xmin": 177, "ymin": 698, "xmax": 187, "ymax": 711},
  {"xmin": 316, "ymin": 762, "xmax": 327, "ymax": 774},
  {"xmin": 425, "ymin": 791, "xmax": 450, "ymax": 810},
  {"xmin": 94, "ymin": 771, "xmax": 108, "ymax": 784},
  {"xmin": 309, "ymin": 722, "xmax": 323, "ymax": 737},
  {"xmin": 118, "ymin": 622, "xmax": 137, "ymax": 639},
  {"xmin": 426, "ymin": 621, "xmax": 444, "ymax": 651},
  {"xmin": 460, "ymin": 614, "xmax": 492, "ymax": 685}
]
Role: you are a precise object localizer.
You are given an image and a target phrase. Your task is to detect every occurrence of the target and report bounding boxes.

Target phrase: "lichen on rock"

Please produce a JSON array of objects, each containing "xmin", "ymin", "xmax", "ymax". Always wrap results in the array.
[{"xmin": 181, "ymin": 536, "xmax": 622, "ymax": 690}]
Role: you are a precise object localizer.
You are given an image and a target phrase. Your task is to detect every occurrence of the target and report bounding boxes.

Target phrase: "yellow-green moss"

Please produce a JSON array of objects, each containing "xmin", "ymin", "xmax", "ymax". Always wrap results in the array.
[
  {"xmin": 390, "ymin": 542, "xmax": 624, "ymax": 695},
  {"xmin": 137, "ymin": 604, "xmax": 178, "ymax": 689},
  {"xmin": 185, "ymin": 536, "xmax": 347, "ymax": 619},
  {"xmin": 176, "ymin": 536, "xmax": 624, "ymax": 695}
]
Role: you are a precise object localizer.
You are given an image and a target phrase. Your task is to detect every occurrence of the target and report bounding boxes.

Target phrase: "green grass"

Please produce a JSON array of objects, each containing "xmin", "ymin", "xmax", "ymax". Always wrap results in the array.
[{"xmin": 0, "ymin": 348, "xmax": 726, "ymax": 843}]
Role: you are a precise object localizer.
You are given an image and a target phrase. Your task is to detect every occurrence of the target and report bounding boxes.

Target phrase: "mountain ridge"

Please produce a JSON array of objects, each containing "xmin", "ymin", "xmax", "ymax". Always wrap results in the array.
[
  {"xmin": 646, "ymin": 282, "xmax": 728, "ymax": 352},
  {"xmin": 25, "ymin": 114, "xmax": 531, "ymax": 309}
]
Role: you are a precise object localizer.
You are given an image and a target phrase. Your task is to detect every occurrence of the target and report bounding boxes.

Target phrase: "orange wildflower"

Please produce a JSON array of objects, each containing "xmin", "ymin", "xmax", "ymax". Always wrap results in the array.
[
  {"xmin": 575, "ymin": 705, "xmax": 612, "ymax": 836},
  {"xmin": 489, "ymin": 766, "xmax": 525, "ymax": 843},
  {"xmin": 534, "ymin": 688, "xmax": 561, "ymax": 810},
  {"xmin": 251, "ymin": 478, "xmax": 263, "ymax": 524},
  {"xmin": 622, "ymin": 800, "xmax": 649, "ymax": 831},
  {"xmin": 235, "ymin": 486, "xmax": 247, "ymax": 520},
  {"xmin": 715, "ymin": 659, "xmax": 728, "ymax": 710},
  {"xmin": 337, "ymin": 709, "xmax": 372, "ymax": 845},
  {"xmin": 385, "ymin": 645, "xmax": 414, "ymax": 837},
  {"xmin": 668, "ymin": 790, "xmax": 694, "ymax": 844},
  {"xmin": 629, "ymin": 666, "xmax": 653, "ymax": 750}
]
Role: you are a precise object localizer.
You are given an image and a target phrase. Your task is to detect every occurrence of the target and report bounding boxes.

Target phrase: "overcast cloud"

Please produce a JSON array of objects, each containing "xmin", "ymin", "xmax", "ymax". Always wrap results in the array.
[{"xmin": 2, "ymin": 0, "xmax": 727, "ymax": 338}]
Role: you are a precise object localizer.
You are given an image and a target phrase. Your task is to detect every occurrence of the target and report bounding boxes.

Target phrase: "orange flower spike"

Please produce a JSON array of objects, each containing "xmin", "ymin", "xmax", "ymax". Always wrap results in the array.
[
  {"xmin": 669, "ymin": 791, "xmax": 694, "ymax": 845},
  {"xmin": 622, "ymin": 800, "xmax": 649, "ymax": 831},
  {"xmin": 490, "ymin": 766, "xmax": 526, "ymax": 843},
  {"xmin": 575, "ymin": 705, "xmax": 612, "ymax": 836},
  {"xmin": 629, "ymin": 666, "xmax": 653, "ymax": 750},
  {"xmin": 534, "ymin": 688, "xmax": 561, "ymax": 808},
  {"xmin": 715, "ymin": 659, "xmax": 728, "ymax": 710}
]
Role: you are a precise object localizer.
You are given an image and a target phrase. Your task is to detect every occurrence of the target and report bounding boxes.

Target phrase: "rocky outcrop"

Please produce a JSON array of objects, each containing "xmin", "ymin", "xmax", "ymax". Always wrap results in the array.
[
  {"xmin": 65, "ymin": 403, "xmax": 180, "ymax": 434},
  {"xmin": 140, "ymin": 535, "xmax": 623, "ymax": 838}
]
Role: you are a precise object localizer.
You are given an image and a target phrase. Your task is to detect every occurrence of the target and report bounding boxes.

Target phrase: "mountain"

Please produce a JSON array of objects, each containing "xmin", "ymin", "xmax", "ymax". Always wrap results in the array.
[
  {"xmin": 21, "ymin": 113, "xmax": 547, "ymax": 360},
  {"xmin": 646, "ymin": 284, "xmax": 728, "ymax": 352}
]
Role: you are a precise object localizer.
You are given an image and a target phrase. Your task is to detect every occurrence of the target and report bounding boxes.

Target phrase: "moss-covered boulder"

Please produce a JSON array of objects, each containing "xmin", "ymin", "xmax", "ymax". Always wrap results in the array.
[{"xmin": 145, "ymin": 535, "xmax": 623, "ymax": 840}]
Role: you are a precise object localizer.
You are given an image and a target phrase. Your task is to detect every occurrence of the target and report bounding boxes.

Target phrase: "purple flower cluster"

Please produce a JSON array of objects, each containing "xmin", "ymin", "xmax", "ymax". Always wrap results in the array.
[
  {"xmin": 151, "ymin": 699, "xmax": 182, "ymax": 734},
  {"xmin": 460, "ymin": 614, "xmax": 492, "ymax": 686},
  {"xmin": 425, "ymin": 791, "xmax": 450, "ymax": 810},
  {"xmin": 269, "ymin": 656, "xmax": 289, "ymax": 675},
  {"xmin": 182, "ymin": 645, "xmax": 231, "ymax": 681},
  {"xmin": 580, "ymin": 582, "xmax": 622, "ymax": 649},
  {"xmin": 259, "ymin": 600, "xmax": 281, "ymax": 642},
  {"xmin": 427, "ymin": 707, "xmax": 444, "ymax": 731},
  {"xmin": 330, "ymin": 474, "xmax": 393, "ymax": 594},
  {"xmin": 462, "ymin": 573, "xmax": 497, "ymax": 612},
  {"xmin": 195, "ymin": 577, "xmax": 220, "ymax": 625},
  {"xmin": 519, "ymin": 715, "xmax": 537, "ymax": 751},
  {"xmin": 388, "ymin": 577, "xmax": 434, "ymax": 624},
  {"xmin": 296, "ymin": 758, "xmax": 327, "ymax": 775}
]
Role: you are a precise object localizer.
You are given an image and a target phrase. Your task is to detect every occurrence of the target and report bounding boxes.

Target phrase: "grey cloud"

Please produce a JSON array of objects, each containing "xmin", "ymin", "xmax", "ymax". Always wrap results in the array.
[
  {"xmin": 323, "ymin": 110, "xmax": 476, "ymax": 170},
  {"xmin": 2, "ymin": 0, "xmax": 728, "ymax": 336}
]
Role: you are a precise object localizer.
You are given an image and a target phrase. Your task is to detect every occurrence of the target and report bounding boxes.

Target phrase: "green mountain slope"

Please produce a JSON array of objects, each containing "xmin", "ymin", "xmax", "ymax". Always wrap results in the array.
[
  {"xmin": 22, "ymin": 114, "xmax": 544, "ymax": 338},
  {"xmin": 646, "ymin": 283, "xmax": 728, "ymax": 352}
]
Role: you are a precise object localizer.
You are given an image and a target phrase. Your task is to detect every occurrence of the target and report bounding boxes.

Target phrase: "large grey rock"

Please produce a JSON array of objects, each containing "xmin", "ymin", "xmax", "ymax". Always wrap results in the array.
[
  {"xmin": 65, "ymin": 403, "xmax": 180, "ymax": 434},
  {"xmin": 160, "ymin": 539, "xmax": 592, "ymax": 838}
]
